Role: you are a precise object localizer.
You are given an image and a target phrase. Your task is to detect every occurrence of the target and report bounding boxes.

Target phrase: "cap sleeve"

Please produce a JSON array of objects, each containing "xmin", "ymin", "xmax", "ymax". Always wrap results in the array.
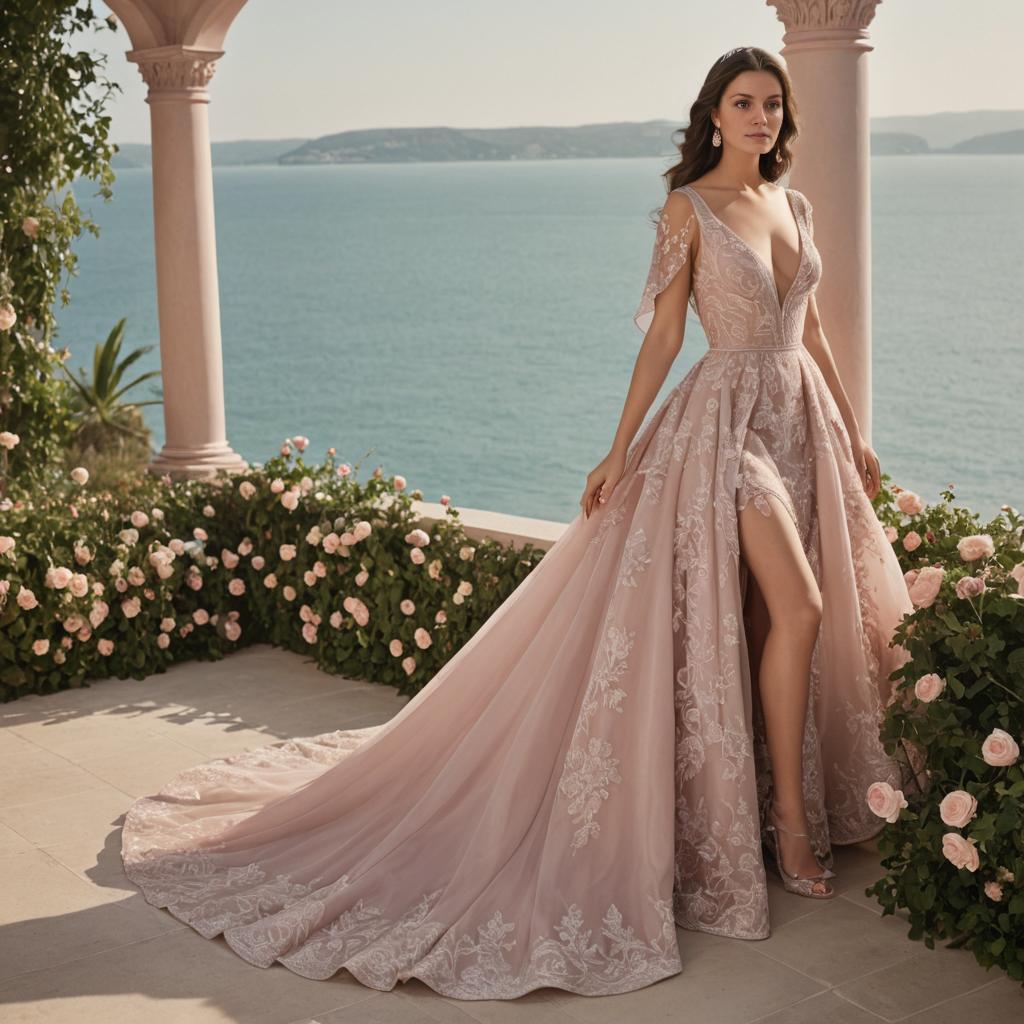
[
  {"xmin": 795, "ymin": 189, "xmax": 814, "ymax": 238},
  {"xmin": 632, "ymin": 189, "xmax": 697, "ymax": 337}
]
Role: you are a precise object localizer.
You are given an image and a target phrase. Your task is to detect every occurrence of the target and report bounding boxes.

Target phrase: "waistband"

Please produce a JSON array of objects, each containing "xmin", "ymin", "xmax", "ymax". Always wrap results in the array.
[{"xmin": 707, "ymin": 344, "xmax": 803, "ymax": 353}]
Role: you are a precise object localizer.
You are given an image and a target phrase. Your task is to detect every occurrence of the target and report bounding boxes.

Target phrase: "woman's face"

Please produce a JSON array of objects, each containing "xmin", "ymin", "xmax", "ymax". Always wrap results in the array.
[{"xmin": 714, "ymin": 69, "xmax": 785, "ymax": 155}]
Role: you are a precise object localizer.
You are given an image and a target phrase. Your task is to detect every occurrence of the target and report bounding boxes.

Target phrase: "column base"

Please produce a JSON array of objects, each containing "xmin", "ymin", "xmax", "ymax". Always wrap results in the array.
[{"xmin": 147, "ymin": 441, "xmax": 250, "ymax": 481}]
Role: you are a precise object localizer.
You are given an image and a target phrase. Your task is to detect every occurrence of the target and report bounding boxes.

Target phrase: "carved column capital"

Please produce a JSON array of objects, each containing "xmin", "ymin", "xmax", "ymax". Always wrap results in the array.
[
  {"xmin": 767, "ymin": 0, "xmax": 882, "ymax": 51},
  {"xmin": 126, "ymin": 44, "xmax": 225, "ymax": 102}
]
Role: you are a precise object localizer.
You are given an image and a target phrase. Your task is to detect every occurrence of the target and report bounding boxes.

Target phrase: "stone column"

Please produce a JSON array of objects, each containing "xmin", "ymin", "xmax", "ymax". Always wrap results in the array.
[
  {"xmin": 126, "ymin": 43, "xmax": 248, "ymax": 479},
  {"xmin": 767, "ymin": 0, "xmax": 881, "ymax": 443}
]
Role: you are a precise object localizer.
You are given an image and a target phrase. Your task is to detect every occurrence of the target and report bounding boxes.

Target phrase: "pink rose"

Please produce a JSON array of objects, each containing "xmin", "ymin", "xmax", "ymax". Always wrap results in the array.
[
  {"xmin": 68, "ymin": 573, "xmax": 89, "ymax": 597},
  {"xmin": 263, "ymin": 572, "xmax": 278, "ymax": 588},
  {"xmin": 224, "ymin": 621, "xmax": 241, "ymax": 642},
  {"xmin": 251, "ymin": 555, "xmax": 265, "ymax": 570},
  {"xmin": 938, "ymin": 789, "xmax": 978, "ymax": 828},
  {"xmin": 405, "ymin": 528, "xmax": 430, "ymax": 547},
  {"xmin": 343, "ymin": 595, "xmax": 369, "ymax": 627},
  {"xmin": 238, "ymin": 480, "xmax": 256, "ymax": 500},
  {"xmin": 32, "ymin": 638, "xmax": 50, "ymax": 656},
  {"xmin": 70, "ymin": 466, "xmax": 89, "ymax": 485},
  {"xmin": 355, "ymin": 569, "xmax": 369, "ymax": 586},
  {"xmin": 156, "ymin": 632, "xmax": 170, "ymax": 649},
  {"xmin": 400, "ymin": 599, "xmax": 416, "ymax": 615},
  {"xmin": 303, "ymin": 570, "xmax": 316, "ymax": 587},
  {"xmin": 98, "ymin": 638, "xmax": 114, "ymax": 656},
  {"xmin": 0, "ymin": 303, "xmax": 17, "ymax": 331},
  {"xmin": 440, "ymin": 494, "xmax": 450, "ymax": 505},
  {"xmin": 866, "ymin": 781, "xmax": 908, "ymax": 823},
  {"xmin": 941, "ymin": 833, "xmax": 979, "ymax": 872},
  {"xmin": 192, "ymin": 608, "xmax": 210, "ymax": 625},
  {"xmin": 401, "ymin": 655, "xmax": 416, "ymax": 675},
  {"xmin": 302, "ymin": 621, "xmax": 318, "ymax": 644},
  {"xmin": 279, "ymin": 544, "xmax": 296, "ymax": 561},
  {"xmin": 130, "ymin": 510, "xmax": 149, "ymax": 528},
  {"xmin": 270, "ymin": 478, "xmax": 285, "ymax": 494},
  {"xmin": 337, "ymin": 463, "xmax": 351, "ymax": 477},
  {"xmin": 984, "ymin": 880, "xmax": 1003, "ymax": 901},
  {"xmin": 955, "ymin": 575, "xmax": 986, "ymax": 599},
  {"xmin": 980, "ymin": 728, "xmax": 1020, "ymax": 767},
  {"xmin": 414, "ymin": 626, "xmax": 432, "ymax": 650},
  {"xmin": 410, "ymin": 547, "xmax": 426, "ymax": 565},
  {"xmin": 902, "ymin": 531, "xmax": 922, "ymax": 552},
  {"xmin": 292, "ymin": 435, "xmax": 309, "ymax": 451},
  {"xmin": 228, "ymin": 578, "xmax": 246, "ymax": 596},
  {"xmin": 435, "ymin": 609, "xmax": 447, "ymax": 624},
  {"xmin": 914, "ymin": 673, "xmax": 946, "ymax": 702},
  {"xmin": 896, "ymin": 490, "xmax": 924, "ymax": 515},
  {"xmin": 907, "ymin": 566, "xmax": 944, "ymax": 608},
  {"xmin": 313, "ymin": 561, "xmax": 327, "ymax": 578},
  {"xmin": 193, "ymin": 527, "xmax": 208, "ymax": 542},
  {"xmin": 329, "ymin": 610, "xmax": 342, "ymax": 629},
  {"xmin": 352, "ymin": 521, "xmax": 372, "ymax": 542},
  {"xmin": 221, "ymin": 549, "xmax": 240, "ymax": 569},
  {"xmin": 22, "ymin": 216, "xmax": 40, "ymax": 238},
  {"xmin": 46, "ymin": 566, "xmax": 73, "ymax": 589},
  {"xmin": 282, "ymin": 585, "xmax": 297, "ymax": 601},
  {"xmin": 957, "ymin": 534, "xmax": 994, "ymax": 562},
  {"xmin": 389, "ymin": 638, "xmax": 403, "ymax": 656},
  {"xmin": 394, "ymin": 475, "xmax": 407, "ymax": 491}
]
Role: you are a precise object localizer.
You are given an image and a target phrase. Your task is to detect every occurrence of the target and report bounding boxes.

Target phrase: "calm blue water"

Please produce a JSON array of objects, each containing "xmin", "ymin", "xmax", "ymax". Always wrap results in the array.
[{"xmin": 61, "ymin": 155, "xmax": 1022, "ymax": 524}]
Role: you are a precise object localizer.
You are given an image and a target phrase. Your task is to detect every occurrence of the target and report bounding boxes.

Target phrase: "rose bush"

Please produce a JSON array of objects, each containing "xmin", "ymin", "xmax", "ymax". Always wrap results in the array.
[
  {"xmin": 0, "ymin": 440, "xmax": 544, "ymax": 699},
  {"xmin": 864, "ymin": 479, "xmax": 1024, "ymax": 982}
]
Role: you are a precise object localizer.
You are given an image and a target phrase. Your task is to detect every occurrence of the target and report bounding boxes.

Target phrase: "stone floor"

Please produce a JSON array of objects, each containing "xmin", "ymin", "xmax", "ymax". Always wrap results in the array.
[{"xmin": 0, "ymin": 644, "xmax": 1020, "ymax": 1024}]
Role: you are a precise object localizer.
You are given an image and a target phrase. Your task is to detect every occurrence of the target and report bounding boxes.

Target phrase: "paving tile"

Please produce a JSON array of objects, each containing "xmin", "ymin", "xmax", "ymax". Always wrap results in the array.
[
  {"xmin": 836, "ymin": 943, "xmax": 1014, "ymax": 1021},
  {"xmin": 900, "ymin": 977, "xmax": 1024, "ymax": 1022},
  {"xmin": 0, "ymin": 927, "xmax": 380, "ymax": 1024},
  {"xmin": 0, "ymin": 742, "xmax": 113, "ymax": 808},
  {"xmin": 0, "ymin": 782, "xmax": 133, "ymax": 848},
  {"xmin": 754, "ymin": 895, "xmax": 919, "ymax": 988},
  {"xmin": 752, "ymin": 989, "xmax": 888, "ymax": 1022},
  {"xmin": 0, "ymin": 848, "xmax": 184, "ymax": 983}
]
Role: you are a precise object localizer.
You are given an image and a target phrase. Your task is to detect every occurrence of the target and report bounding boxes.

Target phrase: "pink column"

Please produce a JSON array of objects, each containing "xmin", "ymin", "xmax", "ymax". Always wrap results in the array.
[
  {"xmin": 767, "ymin": 0, "xmax": 882, "ymax": 442},
  {"xmin": 127, "ymin": 43, "xmax": 248, "ymax": 479}
]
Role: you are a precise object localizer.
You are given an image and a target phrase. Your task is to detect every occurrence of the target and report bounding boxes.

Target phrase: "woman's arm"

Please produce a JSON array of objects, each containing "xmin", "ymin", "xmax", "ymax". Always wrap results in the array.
[
  {"xmin": 800, "ymin": 293, "xmax": 861, "ymax": 438},
  {"xmin": 612, "ymin": 191, "xmax": 698, "ymax": 451},
  {"xmin": 801, "ymin": 292, "xmax": 882, "ymax": 500},
  {"xmin": 580, "ymin": 191, "xmax": 698, "ymax": 517}
]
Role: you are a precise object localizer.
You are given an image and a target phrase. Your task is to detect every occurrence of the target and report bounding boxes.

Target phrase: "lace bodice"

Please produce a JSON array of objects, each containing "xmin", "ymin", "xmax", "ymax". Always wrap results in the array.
[{"xmin": 633, "ymin": 183, "xmax": 822, "ymax": 351}]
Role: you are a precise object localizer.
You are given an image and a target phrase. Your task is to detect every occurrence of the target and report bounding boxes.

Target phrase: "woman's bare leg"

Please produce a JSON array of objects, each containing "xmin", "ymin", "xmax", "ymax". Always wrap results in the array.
[{"xmin": 738, "ymin": 493, "xmax": 827, "ymax": 887}]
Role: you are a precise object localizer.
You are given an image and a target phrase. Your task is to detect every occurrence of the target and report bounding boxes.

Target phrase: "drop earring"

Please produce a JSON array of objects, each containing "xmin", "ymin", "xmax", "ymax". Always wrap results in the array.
[
  {"xmin": 712, "ymin": 125, "xmax": 722, "ymax": 147},
  {"xmin": 775, "ymin": 148, "xmax": 782, "ymax": 162}
]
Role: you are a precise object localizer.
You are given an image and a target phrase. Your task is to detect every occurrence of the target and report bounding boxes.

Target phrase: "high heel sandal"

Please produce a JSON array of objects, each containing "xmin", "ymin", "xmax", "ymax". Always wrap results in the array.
[{"xmin": 764, "ymin": 808, "xmax": 837, "ymax": 899}]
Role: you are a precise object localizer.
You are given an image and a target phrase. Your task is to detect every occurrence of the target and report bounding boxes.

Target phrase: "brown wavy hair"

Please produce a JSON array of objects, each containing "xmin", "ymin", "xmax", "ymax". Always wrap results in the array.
[{"xmin": 651, "ymin": 47, "xmax": 799, "ymax": 220}]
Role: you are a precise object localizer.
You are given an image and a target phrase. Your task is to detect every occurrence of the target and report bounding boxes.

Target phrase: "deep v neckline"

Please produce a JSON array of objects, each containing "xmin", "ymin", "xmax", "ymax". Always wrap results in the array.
[{"xmin": 682, "ymin": 184, "xmax": 804, "ymax": 315}]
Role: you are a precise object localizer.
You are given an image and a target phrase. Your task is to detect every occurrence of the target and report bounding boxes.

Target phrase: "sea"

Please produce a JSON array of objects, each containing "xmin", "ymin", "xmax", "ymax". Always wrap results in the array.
[{"xmin": 59, "ymin": 154, "xmax": 1022, "ymax": 526}]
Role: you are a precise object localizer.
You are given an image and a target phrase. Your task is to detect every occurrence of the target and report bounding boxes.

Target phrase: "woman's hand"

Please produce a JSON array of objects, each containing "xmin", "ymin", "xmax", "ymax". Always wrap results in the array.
[
  {"xmin": 580, "ymin": 448, "xmax": 627, "ymax": 519},
  {"xmin": 849, "ymin": 432, "xmax": 881, "ymax": 501}
]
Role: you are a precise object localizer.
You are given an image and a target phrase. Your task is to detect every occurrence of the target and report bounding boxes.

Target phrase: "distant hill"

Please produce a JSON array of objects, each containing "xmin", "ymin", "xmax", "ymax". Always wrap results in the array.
[
  {"xmin": 951, "ymin": 128, "xmax": 1024, "ymax": 154},
  {"xmin": 870, "ymin": 132, "xmax": 930, "ymax": 155},
  {"xmin": 111, "ymin": 138, "xmax": 310, "ymax": 168},
  {"xmin": 111, "ymin": 110, "xmax": 1024, "ymax": 168},
  {"xmin": 277, "ymin": 121, "xmax": 683, "ymax": 164}
]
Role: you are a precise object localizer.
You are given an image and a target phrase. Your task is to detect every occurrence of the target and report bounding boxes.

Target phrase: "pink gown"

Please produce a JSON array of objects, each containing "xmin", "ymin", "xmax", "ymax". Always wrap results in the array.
[{"xmin": 120, "ymin": 182, "xmax": 916, "ymax": 1000}]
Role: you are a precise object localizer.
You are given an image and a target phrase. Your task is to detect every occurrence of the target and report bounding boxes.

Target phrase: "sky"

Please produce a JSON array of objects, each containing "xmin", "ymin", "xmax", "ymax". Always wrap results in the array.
[{"xmin": 87, "ymin": 0, "xmax": 1023, "ymax": 144}]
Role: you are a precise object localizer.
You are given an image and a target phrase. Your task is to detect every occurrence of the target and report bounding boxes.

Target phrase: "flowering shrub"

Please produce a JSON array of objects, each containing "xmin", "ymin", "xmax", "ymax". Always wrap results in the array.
[
  {"xmin": 864, "ymin": 479, "xmax": 1024, "ymax": 982},
  {"xmin": 0, "ymin": 438, "xmax": 545, "ymax": 700}
]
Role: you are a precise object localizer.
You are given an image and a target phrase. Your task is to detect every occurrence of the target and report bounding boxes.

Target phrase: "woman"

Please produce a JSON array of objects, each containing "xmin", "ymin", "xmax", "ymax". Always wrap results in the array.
[{"xmin": 120, "ymin": 47, "xmax": 917, "ymax": 1000}]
